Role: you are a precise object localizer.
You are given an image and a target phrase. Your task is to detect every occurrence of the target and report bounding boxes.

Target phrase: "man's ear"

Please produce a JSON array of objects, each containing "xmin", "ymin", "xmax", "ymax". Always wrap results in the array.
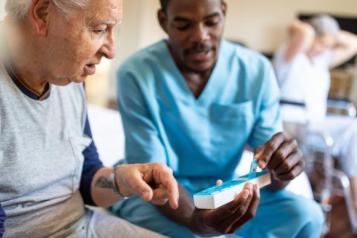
[
  {"xmin": 157, "ymin": 9, "xmax": 168, "ymax": 34},
  {"xmin": 30, "ymin": 0, "xmax": 51, "ymax": 35}
]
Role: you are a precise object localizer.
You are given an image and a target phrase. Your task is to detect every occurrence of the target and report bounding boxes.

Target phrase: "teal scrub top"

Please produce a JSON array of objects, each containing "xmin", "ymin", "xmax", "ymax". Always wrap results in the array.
[{"xmin": 117, "ymin": 40, "xmax": 282, "ymax": 193}]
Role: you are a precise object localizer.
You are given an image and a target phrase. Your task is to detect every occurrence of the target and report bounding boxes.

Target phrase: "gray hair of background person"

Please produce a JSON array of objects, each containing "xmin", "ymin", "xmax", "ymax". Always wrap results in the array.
[
  {"xmin": 5, "ymin": 0, "xmax": 89, "ymax": 20},
  {"xmin": 309, "ymin": 14, "xmax": 341, "ymax": 38}
]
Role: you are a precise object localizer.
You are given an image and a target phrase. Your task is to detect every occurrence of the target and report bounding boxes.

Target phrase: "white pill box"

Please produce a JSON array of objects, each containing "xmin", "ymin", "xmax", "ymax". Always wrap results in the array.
[{"xmin": 193, "ymin": 171, "xmax": 271, "ymax": 209}]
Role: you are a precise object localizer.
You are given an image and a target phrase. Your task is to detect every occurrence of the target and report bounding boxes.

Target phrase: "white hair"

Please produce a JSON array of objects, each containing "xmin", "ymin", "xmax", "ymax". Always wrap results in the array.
[
  {"xmin": 309, "ymin": 15, "xmax": 341, "ymax": 38},
  {"xmin": 5, "ymin": 0, "xmax": 89, "ymax": 20}
]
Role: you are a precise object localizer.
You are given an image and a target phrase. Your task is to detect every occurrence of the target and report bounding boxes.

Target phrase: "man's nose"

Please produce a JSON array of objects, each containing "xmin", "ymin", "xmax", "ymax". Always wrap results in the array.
[
  {"xmin": 191, "ymin": 24, "xmax": 209, "ymax": 43},
  {"xmin": 101, "ymin": 33, "xmax": 116, "ymax": 59}
]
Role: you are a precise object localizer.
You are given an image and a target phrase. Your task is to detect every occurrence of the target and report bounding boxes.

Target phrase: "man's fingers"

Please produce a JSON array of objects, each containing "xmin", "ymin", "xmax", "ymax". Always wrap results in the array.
[
  {"xmin": 275, "ymin": 152, "xmax": 301, "ymax": 175},
  {"xmin": 256, "ymin": 133, "xmax": 286, "ymax": 168},
  {"xmin": 214, "ymin": 184, "xmax": 255, "ymax": 233},
  {"xmin": 151, "ymin": 198, "xmax": 169, "ymax": 206},
  {"xmin": 127, "ymin": 170, "xmax": 154, "ymax": 201},
  {"xmin": 117, "ymin": 163, "xmax": 179, "ymax": 207},
  {"xmin": 267, "ymin": 139, "xmax": 298, "ymax": 170},
  {"xmin": 151, "ymin": 164, "xmax": 179, "ymax": 209},
  {"xmin": 152, "ymin": 185, "xmax": 168, "ymax": 199},
  {"xmin": 228, "ymin": 184, "xmax": 260, "ymax": 233},
  {"xmin": 254, "ymin": 147, "xmax": 265, "ymax": 168},
  {"xmin": 205, "ymin": 183, "xmax": 253, "ymax": 227},
  {"xmin": 151, "ymin": 186, "xmax": 169, "ymax": 205},
  {"xmin": 277, "ymin": 161, "xmax": 304, "ymax": 181}
]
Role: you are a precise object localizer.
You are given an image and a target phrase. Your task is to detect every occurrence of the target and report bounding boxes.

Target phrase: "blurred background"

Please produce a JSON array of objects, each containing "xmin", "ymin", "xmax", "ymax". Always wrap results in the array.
[{"xmin": 1, "ymin": 0, "xmax": 356, "ymax": 108}]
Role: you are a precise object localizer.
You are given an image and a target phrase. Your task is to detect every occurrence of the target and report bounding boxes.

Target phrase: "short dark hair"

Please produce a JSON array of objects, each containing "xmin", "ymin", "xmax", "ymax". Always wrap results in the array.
[
  {"xmin": 159, "ymin": 0, "xmax": 170, "ymax": 12},
  {"xmin": 160, "ymin": 0, "xmax": 224, "ymax": 12}
]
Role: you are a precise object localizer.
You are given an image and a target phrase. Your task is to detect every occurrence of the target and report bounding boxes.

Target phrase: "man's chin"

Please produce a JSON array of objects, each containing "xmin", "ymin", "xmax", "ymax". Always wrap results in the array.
[
  {"xmin": 69, "ymin": 74, "xmax": 88, "ymax": 84},
  {"xmin": 50, "ymin": 76, "xmax": 85, "ymax": 86},
  {"xmin": 73, "ymin": 77, "xmax": 87, "ymax": 83},
  {"xmin": 186, "ymin": 61, "xmax": 214, "ymax": 74}
]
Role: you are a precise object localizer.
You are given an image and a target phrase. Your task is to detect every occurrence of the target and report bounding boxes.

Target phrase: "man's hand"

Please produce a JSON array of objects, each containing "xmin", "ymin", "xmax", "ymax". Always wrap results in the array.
[
  {"xmin": 115, "ymin": 163, "xmax": 179, "ymax": 209},
  {"xmin": 191, "ymin": 183, "xmax": 259, "ymax": 236},
  {"xmin": 255, "ymin": 132, "xmax": 304, "ymax": 182}
]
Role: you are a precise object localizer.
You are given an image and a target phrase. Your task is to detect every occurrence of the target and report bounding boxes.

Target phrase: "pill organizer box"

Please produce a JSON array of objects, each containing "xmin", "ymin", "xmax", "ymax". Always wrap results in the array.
[{"xmin": 193, "ymin": 171, "xmax": 271, "ymax": 209}]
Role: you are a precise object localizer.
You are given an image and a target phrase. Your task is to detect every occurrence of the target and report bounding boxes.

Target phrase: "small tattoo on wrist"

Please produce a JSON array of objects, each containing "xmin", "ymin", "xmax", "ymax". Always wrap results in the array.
[{"xmin": 95, "ymin": 176, "xmax": 115, "ymax": 189}]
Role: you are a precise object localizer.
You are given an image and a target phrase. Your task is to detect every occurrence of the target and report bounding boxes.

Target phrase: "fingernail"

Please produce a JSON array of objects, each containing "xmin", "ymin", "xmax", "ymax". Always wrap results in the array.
[
  {"xmin": 255, "ymin": 148, "xmax": 264, "ymax": 158},
  {"xmin": 254, "ymin": 154, "xmax": 261, "ymax": 160},
  {"xmin": 258, "ymin": 160, "xmax": 266, "ymax": 169},
  {"xmin": 242, "ymin": 190, "xmax": 249, "ymax": 200},
  {"xmin": 142, "ymin": 191, "xmax": 151, "ymax": 200},
  {"xmin": 247, "ymin": 183, "xmax": 253, "ymax": 190}
]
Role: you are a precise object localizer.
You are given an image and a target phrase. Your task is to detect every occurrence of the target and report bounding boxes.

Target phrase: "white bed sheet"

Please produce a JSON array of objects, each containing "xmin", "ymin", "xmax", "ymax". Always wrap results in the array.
[{"xmin": 88, "ymin": 104, "xmax": 125, "ymax": 166}]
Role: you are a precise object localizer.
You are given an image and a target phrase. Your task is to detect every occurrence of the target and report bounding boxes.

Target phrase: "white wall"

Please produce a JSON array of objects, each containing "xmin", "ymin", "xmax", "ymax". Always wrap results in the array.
[
  {"xmin": 2, "ymin": 0, "xmax": 356, "ymax": 102},
  {"xmin": 225, "ymin": 0, "xmax": 357, "ymax": 52},
  {"xmin": 0, "ymin": 1, "xmax": 5, "ymax": 20},
  {"xmin": 116, "ymin": 0, "xmax": 357, "ymax": 59},
  {"xmin": 2, "ymin": 0, "xmax": 354, "ymax": 64},
  {"xmin": 115, "ymin": 0, "xmax": 163, "ymax": 66}
]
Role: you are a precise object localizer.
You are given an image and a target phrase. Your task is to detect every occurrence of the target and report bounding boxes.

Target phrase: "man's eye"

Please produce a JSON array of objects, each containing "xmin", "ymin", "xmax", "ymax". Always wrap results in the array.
[
  {"xmin": 206, "ymin": 19, "xmax": 220, "ymax": 27},
  {"xmin": 93, "ymin": 28, "xmax": 108, "ymax": 34},
  {"xmin": 175, "ymin": 23, "xmax": 190, "ymax": 31}
]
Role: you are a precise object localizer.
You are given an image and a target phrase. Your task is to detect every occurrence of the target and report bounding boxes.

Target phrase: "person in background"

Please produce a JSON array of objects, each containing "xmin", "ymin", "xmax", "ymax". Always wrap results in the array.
[
  {"xmin": 111, "ymin": 0, "xmax": 324, "ymax": 237},
  {"xmin": 273, "ymin": 15, "xmax": 357, "ymax": 209},
  {"xmin": 0, "ymin": 0, "xmax": 179, "ymax": 237}
]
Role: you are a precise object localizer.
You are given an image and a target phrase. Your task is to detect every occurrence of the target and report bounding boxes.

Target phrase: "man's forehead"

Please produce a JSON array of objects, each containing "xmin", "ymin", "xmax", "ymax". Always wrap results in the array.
[
  {"xmin": 167, "ymin": 0, "xmax": 223, "ymax": 16},
  {"xmin": 84, "ymin": 0, "xmax": 123, "ymax": 25}
]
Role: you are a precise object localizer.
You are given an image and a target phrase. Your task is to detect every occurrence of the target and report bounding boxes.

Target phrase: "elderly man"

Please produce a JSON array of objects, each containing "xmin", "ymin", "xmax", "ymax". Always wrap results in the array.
[
  {"xmin": 273, "ymin": 16, "xmax": 357, "ymax": 208},
  {"xmin": 0, "ymin": 0, "xmax": 180, "ymax": 237},
  {"xmin": 111, "ymin": 0, "xmax": 324, "ymax": 237}
]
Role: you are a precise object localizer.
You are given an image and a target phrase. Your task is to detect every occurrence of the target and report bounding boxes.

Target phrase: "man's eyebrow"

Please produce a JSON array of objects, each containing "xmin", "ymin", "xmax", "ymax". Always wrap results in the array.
[
  {"xmin": 95, "ymin": 20, "xmax": 117, "ymax": 25},
  {"xmin": 173, "ymin": 16, "xmax": 190, "ymax": 22},
  {"xmin": 88, "ymin": 19, "xmax": 118, "ymax": 26},
  {"xmin": 204, "ymin": 12, "xmax": 221, "ymax": 20},
  {"xmin": 173, "ymin": 12, "xmax": 221, "ymax": 22}
]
